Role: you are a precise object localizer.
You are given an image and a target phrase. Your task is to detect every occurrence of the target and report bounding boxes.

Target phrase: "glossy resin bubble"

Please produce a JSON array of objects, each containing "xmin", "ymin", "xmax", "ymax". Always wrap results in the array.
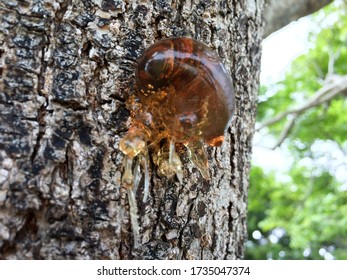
[{"xmin": 119, "ymin": 37, "xmax": 235, "ymax": 246}]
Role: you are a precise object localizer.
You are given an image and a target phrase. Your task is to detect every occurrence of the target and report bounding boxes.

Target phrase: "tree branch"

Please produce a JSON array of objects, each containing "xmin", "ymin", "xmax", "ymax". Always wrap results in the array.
[
  {"xmin": 264, "ymin": 0, "xmax": 333, "ymax": 38},
  {"xmin": 272, "ymin": 113, "xmax": 298, "ymax": 149},
  {"xmin": 257, "ymin": 74, "xmax": 347, "ymax": 147}
]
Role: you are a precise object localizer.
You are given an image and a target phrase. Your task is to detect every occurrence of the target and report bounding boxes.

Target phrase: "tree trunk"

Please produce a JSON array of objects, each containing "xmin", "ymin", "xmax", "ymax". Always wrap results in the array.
[{"xmin": 0, "ymin": 0, "xmax": 262, "ymax": 259}]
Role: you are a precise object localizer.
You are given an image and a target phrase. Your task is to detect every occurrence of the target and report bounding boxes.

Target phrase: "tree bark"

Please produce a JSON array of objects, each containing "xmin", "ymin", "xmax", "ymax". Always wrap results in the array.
[
  {"xmin": 264, "ymin": 0, "xmax": 333, "ymax": 38},
  {"xmin": 0, "ymin": 0, "xmax": 262, "ymax": 259}
]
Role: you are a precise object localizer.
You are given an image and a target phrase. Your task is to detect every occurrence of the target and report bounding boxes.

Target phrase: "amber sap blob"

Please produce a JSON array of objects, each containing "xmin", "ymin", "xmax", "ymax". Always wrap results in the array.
[
  {"xmin": 119, "ymin": 37, "xmax": 234, "ymax": 246},
  {"xmin": 136, "ymin": 37, "xmax": 234, "ymax": 146}
]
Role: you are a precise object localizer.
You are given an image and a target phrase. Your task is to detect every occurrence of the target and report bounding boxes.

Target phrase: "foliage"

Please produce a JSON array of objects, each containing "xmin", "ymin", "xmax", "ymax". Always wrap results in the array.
[{"xmin": 247, "ymin": 0, "xmax": 347, "ymax": 260}]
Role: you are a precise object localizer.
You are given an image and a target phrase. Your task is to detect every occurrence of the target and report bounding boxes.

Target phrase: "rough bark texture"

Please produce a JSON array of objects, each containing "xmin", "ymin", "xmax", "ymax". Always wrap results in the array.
[
  {"xmin": 0, "ymin": 0, "xmax": 263, "ymax": 259},
  {"xmin": 264, "ymin": 0, "xmax": 333, "ymax": 37}
]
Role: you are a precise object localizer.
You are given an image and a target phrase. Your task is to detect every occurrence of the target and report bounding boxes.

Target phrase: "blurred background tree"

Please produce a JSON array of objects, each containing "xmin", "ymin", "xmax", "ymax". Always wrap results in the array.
[{"xmin": 246, "ymin": 0, "xmax": 347, "ymax": 260}]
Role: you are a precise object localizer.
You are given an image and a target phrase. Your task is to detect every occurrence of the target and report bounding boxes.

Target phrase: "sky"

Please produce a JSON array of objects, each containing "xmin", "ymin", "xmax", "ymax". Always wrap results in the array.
[
  {"xmin": 260, "ymin": 17, "xmax": 313, "ymax": 85},
  {"xmin": 253, "ymin": 17, "xmax": 313, "ymax": 172}
]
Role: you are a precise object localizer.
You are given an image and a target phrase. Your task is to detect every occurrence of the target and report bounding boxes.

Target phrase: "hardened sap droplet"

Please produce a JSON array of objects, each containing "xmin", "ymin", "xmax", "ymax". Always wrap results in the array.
[{"xmin": 119, "ymin": 37, "xmax": 235, "ymax": 246}]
